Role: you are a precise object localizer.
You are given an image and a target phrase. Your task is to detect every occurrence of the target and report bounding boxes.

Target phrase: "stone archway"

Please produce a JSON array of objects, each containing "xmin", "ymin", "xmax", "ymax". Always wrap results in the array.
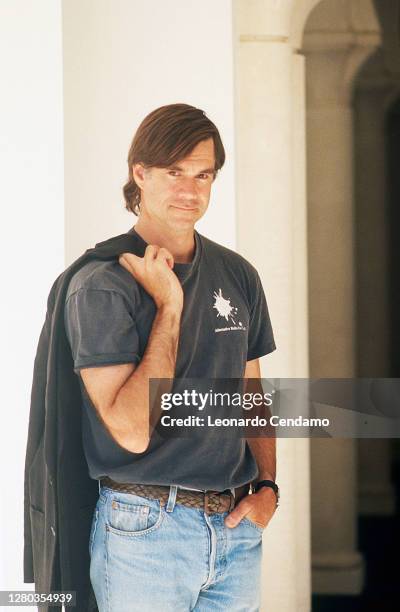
[
  {"xmin": 233, "ymin": 1, "xmax": 318, "ymax": 608},
  {"xmin": 302, "ymin": 0, "xmax": 381, "ymax": 595},
  {"xmin": 233, "ymin": 0, "xmax": 387, "ymax": 608},
  {"xmin": 353, "ymin": 52, "xmax": 400, "ymax": 519}
]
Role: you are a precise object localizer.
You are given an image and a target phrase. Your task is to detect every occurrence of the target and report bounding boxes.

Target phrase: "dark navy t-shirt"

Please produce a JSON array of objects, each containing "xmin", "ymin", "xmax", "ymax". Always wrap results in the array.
[{"xmin": 64, "ymin": 227, "xmax": 276, "ymax": 491}]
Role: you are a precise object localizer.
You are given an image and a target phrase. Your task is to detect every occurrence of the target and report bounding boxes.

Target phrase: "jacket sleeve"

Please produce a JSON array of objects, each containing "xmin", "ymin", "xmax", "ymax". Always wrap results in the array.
[{"xmin": 23, "ymin": 287, "xmax": 54, "ymax": 582}]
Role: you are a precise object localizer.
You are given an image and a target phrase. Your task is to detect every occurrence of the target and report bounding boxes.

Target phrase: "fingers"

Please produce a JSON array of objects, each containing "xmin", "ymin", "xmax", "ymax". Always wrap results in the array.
[
  {"xmin": 144, "ymin": 245, "xmax": 159, "ymax": 263},
  {"xmin": 157, "ymin": 247, "xmax": 174, "ymax": 269},
  {"xmin": 119, "ymin": 246, "xmax": 175, "ymax": 271},
  {"xmin": 119, "ymin": 248, "xmax": 156, "ymax": 273},
  {"xmin": 224, "ymin": 500, "xmax": 250, "ymax": 528},
  {"xmin": 146, "ymin": 245, "xmax": 174, "ymax": 269},
  {"xmin": 118, "ymin": 252, "xmax": 141, "ymax": 276},
  {"xmin": 224, "ymin": 497, "xmax": 269, "ymax": 529},
  {"xmin": 118, "ymin": 243, "xmax": 182, "ymax": 309}
]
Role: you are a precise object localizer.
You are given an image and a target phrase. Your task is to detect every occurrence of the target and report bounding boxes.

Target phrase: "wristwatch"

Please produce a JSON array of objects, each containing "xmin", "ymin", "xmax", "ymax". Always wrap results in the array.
[{"xmin": 253, "ymin": 479, "xmax": 280, "ymax": 507}]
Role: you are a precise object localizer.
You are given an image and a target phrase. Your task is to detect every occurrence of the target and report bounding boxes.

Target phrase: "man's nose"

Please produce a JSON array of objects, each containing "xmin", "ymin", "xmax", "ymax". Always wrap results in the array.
[{"xmin": 176, "ymin": 177, "xmax": 198, "ymax": 198}]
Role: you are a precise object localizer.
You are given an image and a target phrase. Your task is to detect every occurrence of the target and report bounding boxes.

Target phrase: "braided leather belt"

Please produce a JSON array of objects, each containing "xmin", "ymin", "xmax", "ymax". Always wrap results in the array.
[{"xmin": 100, "ymin": 476, "xmax": 250, "ymax": 514}]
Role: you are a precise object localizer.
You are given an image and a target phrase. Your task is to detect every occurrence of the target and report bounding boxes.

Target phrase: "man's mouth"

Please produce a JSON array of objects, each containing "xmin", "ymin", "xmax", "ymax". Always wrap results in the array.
[{"xmin": 171, "ymin": 205, "xmax": 197, "ymax": 211}]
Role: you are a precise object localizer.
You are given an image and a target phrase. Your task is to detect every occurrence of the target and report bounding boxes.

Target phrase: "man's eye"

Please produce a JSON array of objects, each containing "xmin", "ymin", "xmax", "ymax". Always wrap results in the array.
[
  {"xmin": 168, "ymin": 170, "xmax": 179, "ymax": 177},
  {"xmin": 197, "ymin": 174, "xmax": 210, "ymax": 180}
]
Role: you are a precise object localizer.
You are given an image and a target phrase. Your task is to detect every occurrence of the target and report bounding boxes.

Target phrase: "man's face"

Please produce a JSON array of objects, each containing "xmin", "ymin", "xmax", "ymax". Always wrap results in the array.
[{"xmin": 133, "ymin": 138, "xmax": 216, "ymax": 231}]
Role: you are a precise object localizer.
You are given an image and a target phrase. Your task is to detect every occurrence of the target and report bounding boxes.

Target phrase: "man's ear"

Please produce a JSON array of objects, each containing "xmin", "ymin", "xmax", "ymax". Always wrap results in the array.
[{"xmin": 132, "ymin": 163, "xmax": 148, "ymax": 189}]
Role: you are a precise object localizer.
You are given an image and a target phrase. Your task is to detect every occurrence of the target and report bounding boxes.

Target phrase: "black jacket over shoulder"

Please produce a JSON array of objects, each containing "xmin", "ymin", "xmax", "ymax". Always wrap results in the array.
[{"xmin": 23, "ymin": 232, "xmax": 142, "ymax": 612}]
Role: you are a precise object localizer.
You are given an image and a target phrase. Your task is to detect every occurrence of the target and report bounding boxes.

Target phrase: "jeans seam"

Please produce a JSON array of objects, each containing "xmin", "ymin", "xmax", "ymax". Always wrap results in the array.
[
  {"xmin": 89, "ymin": 508, "xmax": 99, "ymax": 557},
  {"xmin": 199, "ymin": 513, "xmax": 217, "ymax": 591},
  {"xmin": 105, "ymin": 524, "xmax": 111, "ymax": 612}
]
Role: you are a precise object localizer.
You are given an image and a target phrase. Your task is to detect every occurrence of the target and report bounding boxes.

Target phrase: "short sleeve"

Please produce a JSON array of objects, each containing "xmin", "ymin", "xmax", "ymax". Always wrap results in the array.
[
  {"xmin": 64, "ymin": 288, "xmax": 141, "ymax": 373},
  {"xmin": 247, "ymin": 273, "xmax": 276, "ymax": 361}
]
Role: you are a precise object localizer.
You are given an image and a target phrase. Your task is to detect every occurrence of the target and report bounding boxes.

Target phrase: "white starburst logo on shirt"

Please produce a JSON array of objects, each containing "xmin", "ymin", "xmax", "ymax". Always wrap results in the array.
[{"xmin": 213, "ymin": 288, "xmax": 242, "ymax": 326}]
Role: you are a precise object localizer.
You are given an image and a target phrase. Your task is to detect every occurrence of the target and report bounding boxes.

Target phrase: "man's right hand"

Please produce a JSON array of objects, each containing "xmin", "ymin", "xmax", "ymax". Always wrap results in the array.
[{"xmin": 119, "ymin": 245, "xmax": 184, "ymax": 311}]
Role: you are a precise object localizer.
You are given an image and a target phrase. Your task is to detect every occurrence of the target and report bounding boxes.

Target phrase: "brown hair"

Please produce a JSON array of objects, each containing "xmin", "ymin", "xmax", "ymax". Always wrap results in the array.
[{"xmin": 123, "ymin": 103, "xmax": 226, "ymax": 215}]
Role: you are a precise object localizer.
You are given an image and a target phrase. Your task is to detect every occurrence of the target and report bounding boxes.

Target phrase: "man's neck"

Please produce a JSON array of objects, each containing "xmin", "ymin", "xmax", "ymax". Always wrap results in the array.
[{"xmin": 132, "ymin": 219, "xmax": 195, "ymax": 264}]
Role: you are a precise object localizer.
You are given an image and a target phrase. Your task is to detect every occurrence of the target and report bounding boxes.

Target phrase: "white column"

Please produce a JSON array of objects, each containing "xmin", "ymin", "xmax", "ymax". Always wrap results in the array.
[
  {"xmin": 304, "ymin": 22, "xmax": 380, "ymax": 594},
  {"xmin": 0, "ymin": 1, "xmax": 64, "ymax": 607},
  {"xmin": 234, "ymin": 2, "xmax": 311, "ymax": 610}
]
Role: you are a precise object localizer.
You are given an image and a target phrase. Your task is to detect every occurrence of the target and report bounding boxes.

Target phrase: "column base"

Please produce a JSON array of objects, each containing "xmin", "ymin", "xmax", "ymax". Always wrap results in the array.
[{"xmin": 312, "ymin": 551, "xmax": 365, "ymax": 595}]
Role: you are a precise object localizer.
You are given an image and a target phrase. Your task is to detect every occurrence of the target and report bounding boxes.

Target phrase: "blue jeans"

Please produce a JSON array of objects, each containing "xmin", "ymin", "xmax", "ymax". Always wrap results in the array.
[{"xmin": 89, "ymin": 484, "xmax": 263, "ymax": 611}]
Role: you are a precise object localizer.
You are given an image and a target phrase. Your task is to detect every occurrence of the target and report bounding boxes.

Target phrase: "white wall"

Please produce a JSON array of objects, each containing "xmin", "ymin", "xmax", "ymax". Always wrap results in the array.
[
  {"xmin": 0, "ymin": 0, "xmax": 236, "ymax": 597},
  {"xmin": 0, "ymin": 0, "xmax": 64, "ymax": 602},
  {"xmin": 63, "ymin": 0, "xmax": 237, "ymax": 264}
]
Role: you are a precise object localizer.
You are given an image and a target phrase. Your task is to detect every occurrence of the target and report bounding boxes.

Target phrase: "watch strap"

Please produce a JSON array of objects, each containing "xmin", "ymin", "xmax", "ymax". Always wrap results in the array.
[{"xmin": 253, "ymin": 479, "xmax": 279, "ymax": 506}]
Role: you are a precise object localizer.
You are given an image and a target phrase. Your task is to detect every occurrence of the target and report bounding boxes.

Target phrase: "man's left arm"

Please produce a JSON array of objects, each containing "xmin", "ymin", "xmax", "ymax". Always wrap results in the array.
[{"xmin": 224, "ymin": 358, "xmax": 278, "ymax": 530}]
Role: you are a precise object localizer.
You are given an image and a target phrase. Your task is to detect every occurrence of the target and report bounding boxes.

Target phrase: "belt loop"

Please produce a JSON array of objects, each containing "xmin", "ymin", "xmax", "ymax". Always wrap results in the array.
[
  {"xmin": 166, "ymin": 485, "xmax": 178, "ymax": 513},
  {"xmin": 229, "ymin": 487, "xmax": 236, "ymax": 511},
  {"xmin": 204, "ymin": 491, "xmax": 210, "ymax": 515}
]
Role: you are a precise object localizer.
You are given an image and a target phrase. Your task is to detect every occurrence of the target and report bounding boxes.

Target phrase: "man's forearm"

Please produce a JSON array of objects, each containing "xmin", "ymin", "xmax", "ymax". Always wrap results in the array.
[
  {"xmin": 247, "ymin": 436, "xmax": 276, "ymax": 484},
  {"xmin": 106, "ymin": 305, "xmax": 181, "ymax": 452},
  {"xmin": 243, "ymin": 375, "xmax": 276, "ymax": 484}
]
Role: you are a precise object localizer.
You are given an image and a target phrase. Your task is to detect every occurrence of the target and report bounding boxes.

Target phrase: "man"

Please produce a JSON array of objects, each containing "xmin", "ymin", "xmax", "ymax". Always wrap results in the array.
[{"xmin": 63, "ymin": 103, "xmax": 278, "ymax": 611}]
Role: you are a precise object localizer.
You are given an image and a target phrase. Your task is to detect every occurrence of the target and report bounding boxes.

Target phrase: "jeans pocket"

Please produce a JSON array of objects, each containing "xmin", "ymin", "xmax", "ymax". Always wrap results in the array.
[
  {"xmin": 107, "ymin": 494, "xmax": 164, "ymax": 537},
  {"xmin": 241, "ymin": 516, "xmax": 265, "ymax": 534}
]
